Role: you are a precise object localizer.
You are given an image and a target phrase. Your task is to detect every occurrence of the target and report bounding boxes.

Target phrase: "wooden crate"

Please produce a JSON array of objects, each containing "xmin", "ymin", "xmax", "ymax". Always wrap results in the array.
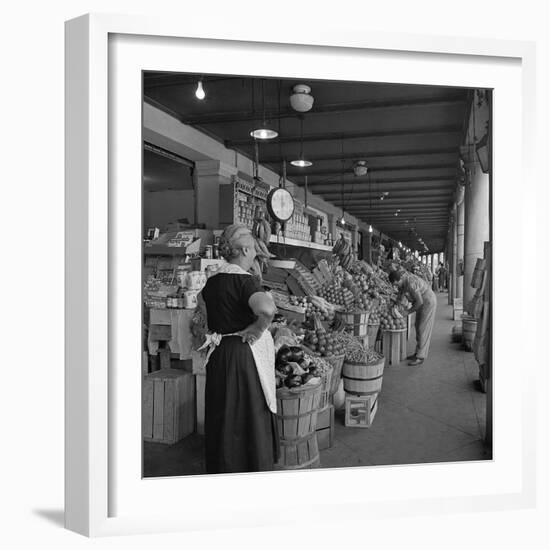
[
  {"xmin": 382, "ymin": 328, "xmax": 407, "ymax": 366},
  {"xmin": 344, "ymin": 393, "xmax": 379, "ymax": 428},
  {"xmin": 148, "ymin": 323, "xmax": 172, "ymax": 341},
  {"xmin": 316, "ymin": 404, "xmax": 335, "ymax": 450},
  {"xmin": 142, "ymin": 369, "xmax": 195, "ymax": 444}
]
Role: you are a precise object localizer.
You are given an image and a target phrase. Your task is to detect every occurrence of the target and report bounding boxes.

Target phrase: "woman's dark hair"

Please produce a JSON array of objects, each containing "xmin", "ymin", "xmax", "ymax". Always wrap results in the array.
[{"xmin": 389, "ymin": 270, "xmax": 402, "ymax": 284}]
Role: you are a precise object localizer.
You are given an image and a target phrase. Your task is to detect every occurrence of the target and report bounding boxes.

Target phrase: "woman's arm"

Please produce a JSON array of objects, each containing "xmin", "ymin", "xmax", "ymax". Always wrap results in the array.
[{"xmin": 239, "ymin": 291, "xmax": 277, "ymax": 344}]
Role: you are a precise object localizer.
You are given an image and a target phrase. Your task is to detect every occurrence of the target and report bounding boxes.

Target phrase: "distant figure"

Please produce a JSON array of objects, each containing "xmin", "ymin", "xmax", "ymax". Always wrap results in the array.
[
  {"xmin": 436, "ymin": 262, "xmax": 447, "ymax": 291},
  {"xmin": 432, "ymin": 267, "xmax": 439, "ymax": 292},
  {"xmin": 389, "ymin": 270, "xmax": 437, "ymax": 366}
]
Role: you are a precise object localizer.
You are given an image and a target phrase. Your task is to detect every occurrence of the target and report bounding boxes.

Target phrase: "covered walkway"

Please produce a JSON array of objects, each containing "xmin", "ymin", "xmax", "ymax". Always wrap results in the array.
[{"xmin": 144, "ymin": 293, "xmax": 490, "ymax": 477}]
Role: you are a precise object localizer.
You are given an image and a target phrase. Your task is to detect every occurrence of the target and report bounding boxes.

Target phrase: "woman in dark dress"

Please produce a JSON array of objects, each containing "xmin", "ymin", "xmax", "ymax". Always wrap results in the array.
[{"xmin": 199, "ymin": 225, "xmax": 279, "ymax": 473}]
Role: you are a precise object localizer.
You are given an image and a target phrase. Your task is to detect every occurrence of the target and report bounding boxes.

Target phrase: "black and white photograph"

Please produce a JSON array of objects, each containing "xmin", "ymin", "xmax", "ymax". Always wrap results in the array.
[{"xmin": 141, "ymin": 73, "xmax": 493, "ymax": 477}]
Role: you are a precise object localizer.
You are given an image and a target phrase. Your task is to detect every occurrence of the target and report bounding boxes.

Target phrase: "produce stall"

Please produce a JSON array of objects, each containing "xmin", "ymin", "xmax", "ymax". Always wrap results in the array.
[{"xmin": 141, "ymin": 170, "xmax": 433, "ymax": 470}]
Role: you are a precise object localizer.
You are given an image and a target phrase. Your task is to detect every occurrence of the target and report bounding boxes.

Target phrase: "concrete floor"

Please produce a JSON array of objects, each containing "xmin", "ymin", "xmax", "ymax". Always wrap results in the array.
[{"xmin": 143, "ymin": 293, "xmax": 491, "ymax": 477}]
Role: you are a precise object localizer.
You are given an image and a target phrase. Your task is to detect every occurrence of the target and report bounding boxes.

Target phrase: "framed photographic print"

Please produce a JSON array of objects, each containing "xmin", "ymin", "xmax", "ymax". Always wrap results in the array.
[{"xmin": 65, "ymin": 13, "xmax": 536, "ymax": 537}]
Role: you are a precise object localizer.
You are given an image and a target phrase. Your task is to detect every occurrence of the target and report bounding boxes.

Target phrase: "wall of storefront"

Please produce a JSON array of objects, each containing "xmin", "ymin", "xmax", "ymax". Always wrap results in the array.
[
  {"xmin": 143, "ymin": 189, "xmax": 195, "ymax": 231},
  {"xmin": 143, "ymin": 102, "xmax": 377, "ymax": 241}
]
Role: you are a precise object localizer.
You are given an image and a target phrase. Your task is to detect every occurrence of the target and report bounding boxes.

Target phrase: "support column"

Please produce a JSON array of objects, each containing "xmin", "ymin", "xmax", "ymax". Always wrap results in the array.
[
  {"xmin": 328, "ymin": 214, "xmax": 338, "ymax": 244},
  {"xmin": 451, "ymin": 205, "xmax": 458, "ymax": 304},
  {"xmin": 195, "ymin": 160, "xmax": 238, "ymax": 229},
  {"xmin": 446, "ymin": 224, "xmax": 453, "ymax": 304},
  {"xmin": 463, "ymin": 161, "xmax": 490, "ymax": 307},
  {"xmin": 362, "ymin": 230, "xmax": 372, "ymax": 264},
  {"xmin": 352, "ymin": 226, "xmax": 359, "ymax": 258},
  {"xmin": 456, "ymin": 198, "xmax": 465, "ymax": 299}
]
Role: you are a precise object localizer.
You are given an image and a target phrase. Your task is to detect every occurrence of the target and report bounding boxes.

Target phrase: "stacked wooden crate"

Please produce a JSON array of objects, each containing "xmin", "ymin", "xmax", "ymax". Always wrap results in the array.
[{"xmin": 142, "ymin": 369, "xmax": 195, "ymax": 444}]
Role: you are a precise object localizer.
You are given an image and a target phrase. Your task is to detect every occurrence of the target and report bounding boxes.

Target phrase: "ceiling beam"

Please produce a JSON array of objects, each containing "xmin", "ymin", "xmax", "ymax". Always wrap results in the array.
[
  {"xmin": 371, "ymin": 225, "xmax": 449, "ymax": 230},
  {"xmin": 143, "ymin": 75, "xmax": 240, "ymax": 89},
  {"xmin": 306, "ymin": 176, "xmax": 456, "ymax": 187},
  {"xmin": 260, "ymin": 147, "xmax": 459, "ymax": 165},
  {"xmin": 322, "ymin": 190, "xmax": 454, "ymax": 203},
  {"xmin": 180, "ymin": 95, "xmax": 467, "ymax": 125},
  {"xmin": 364, "ymin": 217, "xmax": 450, "ymax": 221},
  {"xmin": 286, "ymin": 163, "xmax": 456, "ymax": 178},
  {"xmin": 325, "ymin": 201, "xmax": 451, "ymax": 208},
  {"xmin": 226, "ymin": 124, "xmax": 463, "ymax": 147}
]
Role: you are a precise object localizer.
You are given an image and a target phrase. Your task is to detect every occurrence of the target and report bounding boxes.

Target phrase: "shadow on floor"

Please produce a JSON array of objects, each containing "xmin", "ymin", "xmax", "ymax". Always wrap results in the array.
[{"xmin": 33, "ymin": 509, "xmax": 65, "ymax": 527}]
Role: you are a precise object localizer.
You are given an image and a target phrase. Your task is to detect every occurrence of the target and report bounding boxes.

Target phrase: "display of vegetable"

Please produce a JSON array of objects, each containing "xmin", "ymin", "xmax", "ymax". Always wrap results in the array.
[
  {"xmin": 332, "ymin": 331, "xmax": 383, "ymax": 363},
  {"xmin": 303, "ymin": 328, "xmax": 346, "ymax": 357},
  {"xmin": 275, "ymin": 342, "xmax": 331, "ymax": 389}
]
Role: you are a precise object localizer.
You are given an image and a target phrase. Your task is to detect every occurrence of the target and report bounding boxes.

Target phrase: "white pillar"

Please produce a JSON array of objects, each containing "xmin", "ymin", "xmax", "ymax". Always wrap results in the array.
[
  {"xmin": 450, "ymin": 206, "xmax": 457, "ymax": 304},
  {"xmin": 456, "ymin": 198, "xmax": 465, "ymax": 299},
  {"xmin": 195, "ymin": 160, "xmax": 238, "ymax": 229},
  {"xmin": 463, "ymin": 161, "xmax": 490, "ymax": 306}
]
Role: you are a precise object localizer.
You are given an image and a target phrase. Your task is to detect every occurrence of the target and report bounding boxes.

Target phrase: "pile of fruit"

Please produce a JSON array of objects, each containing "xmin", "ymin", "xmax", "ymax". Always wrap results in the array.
[
  {"xmin": 380, "ymin": 308, "xmax": 407, "ymax": 331},
  {"xmin": 290, "ymin": 295, "xmax": 338, "ymax": 323},
  {"xmin": 303, "ymin": 328, "xmax": 346, "ymax": 357},
  {"xmin": 319, "ymin": 281, "xmax": 355, "ymax": 308},
  {"xmin": 275, "ymin": 345, "xmax": 330, "ymax": 389},
  {"xmin": 352, "ymin": 293, "xmax": 372, "ymax": 312}
]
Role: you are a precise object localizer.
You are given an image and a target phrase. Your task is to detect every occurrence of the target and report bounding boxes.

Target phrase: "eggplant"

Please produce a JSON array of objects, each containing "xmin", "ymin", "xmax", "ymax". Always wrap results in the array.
[
  {"xmin": 276, "ymin": 364, "xmax": 293, "ymax": 376},
  {"xmin": 286, "ymin": 375, "xmax": 302, "ymax": 388},
  {"xmin": 288, "ymin": 346, "xmax": 305, "ymax": 363},
  {"xmin": 276, "ymin": 345, "xmax": 293, "ymax": 365}
]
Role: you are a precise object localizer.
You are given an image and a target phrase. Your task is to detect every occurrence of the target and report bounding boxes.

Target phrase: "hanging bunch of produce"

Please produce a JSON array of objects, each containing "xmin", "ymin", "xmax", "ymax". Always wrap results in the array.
[
  {"xmin": 252, "ymin": 210, "xmax": 272, "ymax": 245},
  {"xmin": 332, "ymin": 235, "xmax": 353, "ymax": 270}
]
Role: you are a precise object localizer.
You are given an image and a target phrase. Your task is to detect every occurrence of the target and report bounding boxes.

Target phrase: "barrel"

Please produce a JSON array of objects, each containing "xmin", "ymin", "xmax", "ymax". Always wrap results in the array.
[
  {"xmin": 324, "ymin": 354, "xmax": 345, "ymax": 396},
  {"xmin": 275, "ymin": 432, "xmax": 319, "ymax": 470},
  {"xmin": 342, "ymin": 357, "xmax": 385, "ymax": 395},
  {"xmin": 275, "ymin": 381, "xmax": 322, "ymax": 440},
  {"xmin": 366, "ymin": 323, "xmax": 380, "ymax": 349},
  {"xmin": 337, "ymin": 310, "xmax": 370, "ymax": 337},
  {"xmin": 462, "ymin": 316, "xmax": 477, "ymax": 351}
]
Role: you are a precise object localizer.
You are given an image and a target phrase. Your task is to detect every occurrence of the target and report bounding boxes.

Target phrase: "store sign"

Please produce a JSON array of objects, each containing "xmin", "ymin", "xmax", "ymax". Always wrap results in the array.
[{"xmin": 167, "ymin": 231, "xmax": 195, "ymax": 247}]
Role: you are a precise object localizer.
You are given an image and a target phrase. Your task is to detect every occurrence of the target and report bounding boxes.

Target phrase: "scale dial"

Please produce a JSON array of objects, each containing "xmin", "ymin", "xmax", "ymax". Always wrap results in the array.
[{"xmin": 266, "ymin": 188, "xmax": 295, "ymax": 223}]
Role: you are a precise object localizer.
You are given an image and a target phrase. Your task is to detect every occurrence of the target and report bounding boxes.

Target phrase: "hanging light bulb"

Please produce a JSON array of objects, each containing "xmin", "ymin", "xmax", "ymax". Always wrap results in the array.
[
  {"xmin": 368, "ymin": 224, "xmax": 373, "ymax": 233},
  {"xmin": 250, "ymin": 127, "xmax": 278, "ymax": 140},
  {"xmin": 250, "ymin": 79, "xmax": 278, "ymax": 140},
  {"xmin": 195, "ymin": 80, "xmax": 205, "ymax": 100},
  {"xmin": 291, "ymin": 116, "xmax": 312, "ymax": 167},
  {"xmin": 340, "ymin": 214, "xmax": 345, "ymax": 225}
]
